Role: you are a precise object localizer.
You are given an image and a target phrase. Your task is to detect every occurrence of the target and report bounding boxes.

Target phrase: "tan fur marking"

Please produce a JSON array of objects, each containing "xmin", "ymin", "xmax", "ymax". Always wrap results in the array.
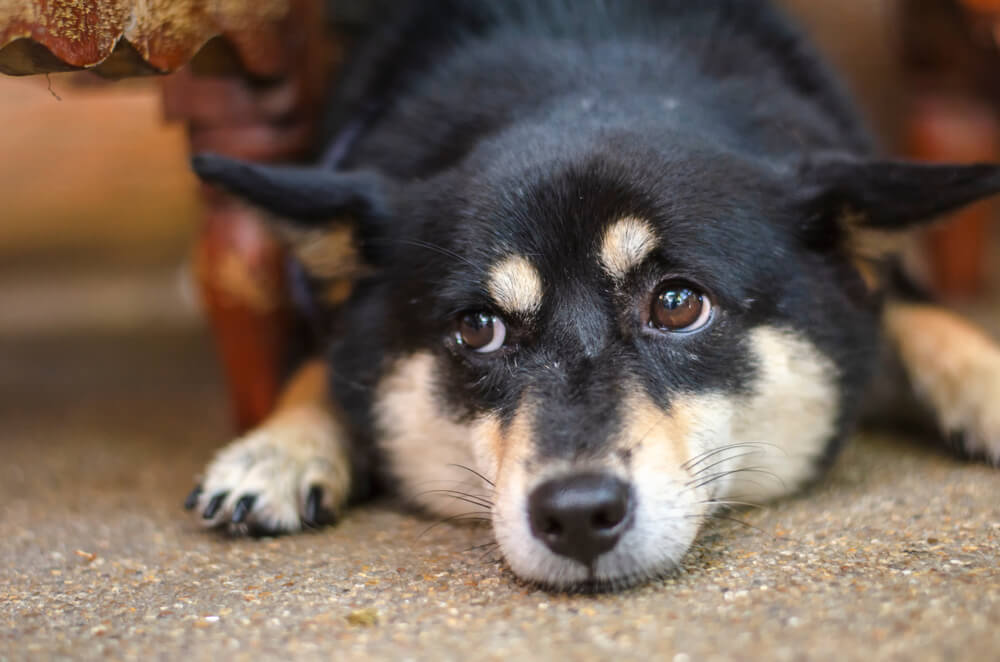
[
  {"xmin": 375, "ymin": 352, "xmax": 488, "ymax": 517},
  {"xmin": 729, "ymin": 326, "xmax": 839, "ymax": 499},
  {"xmin": 619, "ymin": 393, "xmax": 692, "ymax": 467},
  {"xmin": 853, "ymin": 257, "xmax": 882, "ymax": 293},
  {"xmin": 599, "ymin": 216, "xmax": 658, "ymax": 281},
  {"xmin": 885, "ymin": 303, "xmax": 1000, "ymax": 463},
  {"xmin": 474, "ymin": 415, "xmax": 506, "ymax": 481},
  {"xmin": 488, "ymin": 255, "xmax": 543, "ymax": 316},
  {"xmin": 482, "ymin": 404, "xmax": 534, "ymax": 479},
  {"xmin": 322, "ymin": 279, "xmax": 355, "ymax": 307},
  {"xmin": 275, "ymin": 359, "xmax": 328, "ymax": 410}
]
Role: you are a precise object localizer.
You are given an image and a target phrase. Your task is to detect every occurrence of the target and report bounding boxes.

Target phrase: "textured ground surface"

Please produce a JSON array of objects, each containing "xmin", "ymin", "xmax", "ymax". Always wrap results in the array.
[{"xmin": 2, "ymin": 329, "xmax": 999, "ymax": 662}]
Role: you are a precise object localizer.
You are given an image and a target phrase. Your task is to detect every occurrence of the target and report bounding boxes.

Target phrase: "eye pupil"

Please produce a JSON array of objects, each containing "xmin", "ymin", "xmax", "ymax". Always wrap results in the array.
[{"xmin": 651, "ymin": 283, "xmax": 710, "ymax": 332}]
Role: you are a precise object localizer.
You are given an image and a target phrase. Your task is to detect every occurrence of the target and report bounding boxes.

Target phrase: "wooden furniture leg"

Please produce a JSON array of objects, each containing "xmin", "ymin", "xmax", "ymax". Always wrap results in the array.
[
  {"xmin": 900, "ymin": 0, "xmax": 1000, "ymax": 297},
  {"xmin": 193, "ymin": 188, "xmax": 291, "ymax": 431},
  {"xmin": 161, "ymin": 0, "xmax": 334, "ymax": 432},
  {"xmin": 906, "ymin": 97, "xmax": 1000, "ymax": 296}
]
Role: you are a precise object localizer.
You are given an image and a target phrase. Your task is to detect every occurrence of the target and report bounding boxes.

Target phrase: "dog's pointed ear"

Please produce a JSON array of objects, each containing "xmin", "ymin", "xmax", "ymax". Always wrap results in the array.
[
  {"xmin": 799, "ymin": 154, "xmax": 1000, "ymax": 231},
  {"xmin": 191, "ymin": 153, "xmax": 393, "ymax": 224},
  {"xmin": 191, "ymin": 153, "xmax": 399, "ymax": 282}
]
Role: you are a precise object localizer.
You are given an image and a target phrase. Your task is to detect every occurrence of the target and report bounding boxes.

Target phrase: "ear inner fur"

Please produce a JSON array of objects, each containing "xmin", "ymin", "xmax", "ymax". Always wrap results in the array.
[{"xmin": 277, "ymin": 223, "xmax": 367, "ymax": 281}]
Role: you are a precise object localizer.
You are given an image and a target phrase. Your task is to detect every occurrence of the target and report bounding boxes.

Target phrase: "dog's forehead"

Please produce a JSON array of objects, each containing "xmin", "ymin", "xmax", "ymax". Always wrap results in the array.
[
  {"xmin": 481, "ymin": 215, "xmax": 657, "ymax": 319},
  {"xmin": 464, "ymin": 170, "xmax": 781, "ymax": 313},
  {"xmin": 421, "ymin": 139, "xmax": 804, "ymax": 330}
]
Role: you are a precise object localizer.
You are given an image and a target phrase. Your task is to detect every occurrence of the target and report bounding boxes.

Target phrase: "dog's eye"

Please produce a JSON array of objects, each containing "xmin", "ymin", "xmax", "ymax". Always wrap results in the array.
[
  {"xmin": 649, "ymin": 281, "xmax": 712, "ymax": 333},
  {"xmin": 456, "ymin": 312, "xmax": 507, "ymax": 353}
]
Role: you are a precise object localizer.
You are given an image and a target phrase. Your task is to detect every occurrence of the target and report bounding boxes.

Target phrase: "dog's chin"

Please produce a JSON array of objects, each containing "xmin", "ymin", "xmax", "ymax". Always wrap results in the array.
[
  {"xmin": 500, "ymin": 545, "xmax": 685, "ymax": 594},
  {"xmin": 494, "ymin": 519, "xmax": 695, "ymax": 593}
]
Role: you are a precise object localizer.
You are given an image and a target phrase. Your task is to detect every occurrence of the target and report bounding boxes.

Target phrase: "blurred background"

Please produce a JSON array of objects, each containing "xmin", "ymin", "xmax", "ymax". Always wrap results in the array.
[
  {"xmin": 0, "ymin": 75, "xmax": 200, "ymax": 333},
  {"xmin": 2, "ymin": 0, "xmax": 1000, "ymax": 431}
]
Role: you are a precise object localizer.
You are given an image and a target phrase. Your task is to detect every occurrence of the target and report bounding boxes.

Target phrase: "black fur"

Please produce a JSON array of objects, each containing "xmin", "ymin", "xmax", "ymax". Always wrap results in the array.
[{"xmin": 192, "ymin": 0, "xmax": 1000, "ymax": 494}]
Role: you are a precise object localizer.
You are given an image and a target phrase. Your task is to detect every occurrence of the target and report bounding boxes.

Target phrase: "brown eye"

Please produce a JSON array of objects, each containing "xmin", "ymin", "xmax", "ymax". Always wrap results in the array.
[
  {"xmin": 457, "ymin": 312, "xmax": 507, "ymax": 353},
  {"xmin": 650, "ymin": 282, "xmax": 712, "ymax": 333}
]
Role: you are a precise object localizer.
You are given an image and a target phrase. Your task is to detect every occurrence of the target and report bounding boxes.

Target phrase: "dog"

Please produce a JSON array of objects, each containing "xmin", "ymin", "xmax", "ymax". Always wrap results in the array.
[{"xmin": 186, "ymin": 0, "xmax": 1000, "ymax": 591}]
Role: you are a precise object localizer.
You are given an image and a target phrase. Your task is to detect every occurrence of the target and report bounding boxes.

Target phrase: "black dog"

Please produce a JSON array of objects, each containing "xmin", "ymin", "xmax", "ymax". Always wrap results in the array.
[{"xmin": 188, "ymin": 0, "xmax": 1000, "ymax": 591}]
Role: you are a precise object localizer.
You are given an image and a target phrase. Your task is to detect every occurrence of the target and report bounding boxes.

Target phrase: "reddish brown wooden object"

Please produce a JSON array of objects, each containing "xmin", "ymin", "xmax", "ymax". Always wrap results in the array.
[
  {"xmin": 161, "ymin": 0, "xmax": 335, "ymax": 431},
  {"xmin": 907, "ymin": 97, "xmax": 999, "ymax": 295},
  {"xmin": 0, "ymin": 0, "xmax": 291, "ymax": 78},
  {"xmin": 901, "ymin": 0, "xmax": 1000, "ymax": 297},
  {"xmin": 193, "ymin": 187, "xmax": 291, "ymax": 430}
]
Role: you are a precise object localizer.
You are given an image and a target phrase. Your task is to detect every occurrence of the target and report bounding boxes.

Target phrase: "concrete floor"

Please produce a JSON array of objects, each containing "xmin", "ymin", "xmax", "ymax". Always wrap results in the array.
[{"xmin": 2, "ymin": 329, "xmax": 999, "ymax": 662}]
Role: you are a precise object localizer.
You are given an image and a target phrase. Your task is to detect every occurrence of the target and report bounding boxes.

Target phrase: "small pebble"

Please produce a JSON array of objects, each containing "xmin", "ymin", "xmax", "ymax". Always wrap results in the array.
[{"xmin": 346, "ymin": 608, "xmax": 379, "ymax": 627}]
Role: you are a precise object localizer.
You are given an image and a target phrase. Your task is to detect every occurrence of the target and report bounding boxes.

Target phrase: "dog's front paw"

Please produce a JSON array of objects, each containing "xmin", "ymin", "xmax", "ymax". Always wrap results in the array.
[
  {"xmin": 886, "ymin": 304, "xmax": 1000, "ymax": 465},
  {"xmin": 185, "ymin": 406, "xmax": 351, "ymax": 535},
  {"xmin": 937, "ymin": 362, "xmax": 1000, "ymax": 465}
]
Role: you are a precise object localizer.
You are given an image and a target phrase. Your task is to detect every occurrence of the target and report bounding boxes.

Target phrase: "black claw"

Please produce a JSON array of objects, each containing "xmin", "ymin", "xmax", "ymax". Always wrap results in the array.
[
  {"xmin": 304, "ymin": 486, "xmax": 338, "ymax": 526},
  {"xmin": 184, "ymin": 485, "xmax": 202, "ymax": 510},
  {"xmin": 232, "ymin": 495, "xmax": 256, "ymax": 524},
  {"xmin": 232, "ymin": 494, "xmax": 257, "ymax": 524},
  {"xmin": 203, "ymin": 492, "xmax": 228, "ymax": 519},
  {"xmin": 946, "ymin": 429, "xmax": 962, "ymax": 447},
  {"xmin": 944, "ymin": 429, "xmax": 978, "ymax": 461},
  {"xmin": 305, "ymin": 486, "xmax": 323, "ymax": 524}
]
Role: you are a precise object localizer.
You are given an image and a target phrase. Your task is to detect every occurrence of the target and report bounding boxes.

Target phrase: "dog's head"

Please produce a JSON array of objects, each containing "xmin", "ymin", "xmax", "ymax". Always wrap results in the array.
[{"xmin": 194, "ymin": 139, "xmax": 1000, "ymax": 590}]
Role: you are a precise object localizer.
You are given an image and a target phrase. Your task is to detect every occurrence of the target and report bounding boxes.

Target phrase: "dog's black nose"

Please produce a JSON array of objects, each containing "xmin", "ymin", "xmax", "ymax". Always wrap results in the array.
[{"xmin": 528, "ymin": 473, "xmax": 633, "ymax": 566}]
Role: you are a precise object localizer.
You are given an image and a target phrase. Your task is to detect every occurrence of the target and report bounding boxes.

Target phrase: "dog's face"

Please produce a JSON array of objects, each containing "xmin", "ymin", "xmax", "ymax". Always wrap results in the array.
[
  {"xmin": 193, "ymin": 142, "xmax": 1000, "ymax": 590},
  {"xmin": 370, "ymin": 135, "xmax": 878, "ymax": 590}
]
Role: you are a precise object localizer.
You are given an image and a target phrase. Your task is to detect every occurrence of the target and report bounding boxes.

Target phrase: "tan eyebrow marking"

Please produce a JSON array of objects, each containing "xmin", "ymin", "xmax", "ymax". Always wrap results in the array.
[
  {"xmin": 488, "ymin": 255, "xmax": 543, "ymax": 316},
  {"xmin": 599, "ymin": 216, "xmax": 658, "ymax": 281}
]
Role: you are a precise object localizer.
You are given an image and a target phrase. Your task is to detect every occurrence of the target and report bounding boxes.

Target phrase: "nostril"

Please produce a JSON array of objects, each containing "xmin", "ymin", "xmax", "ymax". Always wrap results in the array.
[
  {"xmin": 540, "ymin": 517, "xmax": 562, "ymax": 536},
  {"xmin": 591, "ymin": 504, "xmax": 625, "ymax": 530}
]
